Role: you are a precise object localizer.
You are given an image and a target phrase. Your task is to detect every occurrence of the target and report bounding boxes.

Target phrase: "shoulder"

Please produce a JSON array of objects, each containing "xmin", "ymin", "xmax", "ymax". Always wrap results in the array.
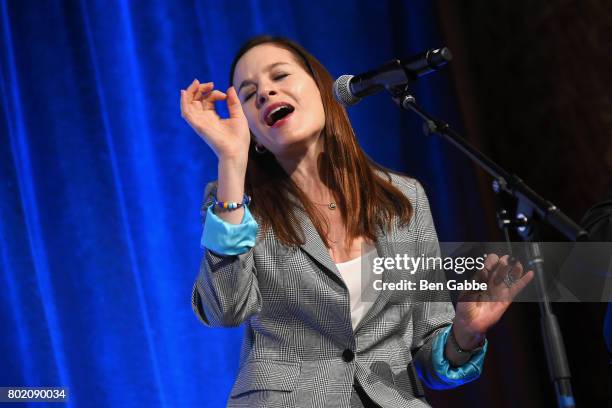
[{"xmin": 372, "ymin": 168, "xmax": 428, "ymax": 203}]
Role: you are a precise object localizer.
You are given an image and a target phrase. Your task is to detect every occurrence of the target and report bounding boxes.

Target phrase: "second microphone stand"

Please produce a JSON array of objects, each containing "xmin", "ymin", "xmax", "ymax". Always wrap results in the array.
[{"xmin": 387, "ymin": 84, "xmax": 587, "ymax": 408}]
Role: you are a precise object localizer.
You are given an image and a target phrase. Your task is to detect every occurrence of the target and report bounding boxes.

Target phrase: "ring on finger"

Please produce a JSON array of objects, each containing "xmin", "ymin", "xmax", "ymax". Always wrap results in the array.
[{"xmin": 503, "ymin": 272, "xmax": 518, "ymax": 288}]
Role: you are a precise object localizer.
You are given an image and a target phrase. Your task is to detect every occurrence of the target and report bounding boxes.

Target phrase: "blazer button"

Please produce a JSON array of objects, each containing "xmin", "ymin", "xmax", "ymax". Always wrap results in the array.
[{"xmin": 342, "ymin": 349, "xmax": 355, "ymax": 362}]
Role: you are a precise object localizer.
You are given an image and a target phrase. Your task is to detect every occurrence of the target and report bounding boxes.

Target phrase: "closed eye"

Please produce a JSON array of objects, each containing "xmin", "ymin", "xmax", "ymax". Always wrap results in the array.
[{"xmin": 244, "ymin": 74, "xmax": 289, "ymax": 101}]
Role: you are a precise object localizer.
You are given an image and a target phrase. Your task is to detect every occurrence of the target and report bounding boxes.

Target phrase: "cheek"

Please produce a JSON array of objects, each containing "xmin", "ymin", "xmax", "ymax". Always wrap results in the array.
[
  {"xmin": 306, "ymin": 93, "xmax": 326, "ymax": 127},
  {"xmin": 307, "ymin": 87, "xmax": 325, "ymax": 124},
  {"xmin": 315, "ymin": 98, "xmax": 326, "ymax": 124},
  {"xmin": 295, "ymin": 83, "xmax": 325, "ymax": 124}
]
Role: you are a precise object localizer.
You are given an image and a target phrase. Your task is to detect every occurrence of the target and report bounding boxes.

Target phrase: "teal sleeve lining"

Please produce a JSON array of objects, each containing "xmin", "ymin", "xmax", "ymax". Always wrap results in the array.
[
  {"xmin": 200, "ymin": 205, "xmax": 259, "ymax": 255},
  {"xmin": 431, "ymin": 324, "xmax": 488, "ymax": 386}
]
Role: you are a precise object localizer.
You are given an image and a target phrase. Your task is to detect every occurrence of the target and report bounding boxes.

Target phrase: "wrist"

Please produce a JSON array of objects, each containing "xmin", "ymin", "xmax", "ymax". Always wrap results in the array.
[
  {"xmin": 451, "ymin": 321, "xmax": 486, "ymax": 351},
  {"xmin": 218, "ymin": 159, "xmax": 247, "ymax": 193},
  {"xmin": 218, "ymin": 154, "xmax": 248, "ymax": 170}
]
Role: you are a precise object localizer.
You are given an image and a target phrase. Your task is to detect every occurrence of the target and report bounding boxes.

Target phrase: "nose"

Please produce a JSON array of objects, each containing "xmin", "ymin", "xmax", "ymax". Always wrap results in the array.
[{"xmin": 257, "ymin": 89, "xmax": 277, "ymax": 107}]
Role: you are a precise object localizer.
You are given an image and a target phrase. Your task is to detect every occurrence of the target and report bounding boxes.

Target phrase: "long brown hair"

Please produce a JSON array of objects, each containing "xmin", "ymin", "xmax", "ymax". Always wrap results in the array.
[{"xmin": 229, "ymin": 35, "xmax": 413, "ymax": 249}]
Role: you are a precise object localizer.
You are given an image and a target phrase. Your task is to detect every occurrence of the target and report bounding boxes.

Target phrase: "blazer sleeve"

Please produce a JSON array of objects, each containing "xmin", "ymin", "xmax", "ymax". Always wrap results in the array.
[
  {"xmin": 408, "ymin": 180, "xmax": 480, "ymax": 389},
  {"xmin": 191, "ymin": 181, "xmax": 262, "ymax": 328}
]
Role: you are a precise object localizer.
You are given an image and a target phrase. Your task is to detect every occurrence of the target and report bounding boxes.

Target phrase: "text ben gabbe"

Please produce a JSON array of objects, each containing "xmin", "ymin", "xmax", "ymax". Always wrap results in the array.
[{"xmin": 371, "ymin": 254, "xmax": 489, "ymax": 291}]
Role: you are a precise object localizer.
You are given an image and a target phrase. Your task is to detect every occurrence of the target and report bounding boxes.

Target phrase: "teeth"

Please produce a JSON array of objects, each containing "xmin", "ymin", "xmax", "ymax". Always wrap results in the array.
[{"xmin": 267, "ymin": 104, "xmax": 290, "ymax": 120}]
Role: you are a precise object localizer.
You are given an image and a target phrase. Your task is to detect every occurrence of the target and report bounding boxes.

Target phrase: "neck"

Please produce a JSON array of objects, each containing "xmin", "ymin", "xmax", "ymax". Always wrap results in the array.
[{"xmin": 275, "ymin": 134, "xmax": 333, "ymax": 202}]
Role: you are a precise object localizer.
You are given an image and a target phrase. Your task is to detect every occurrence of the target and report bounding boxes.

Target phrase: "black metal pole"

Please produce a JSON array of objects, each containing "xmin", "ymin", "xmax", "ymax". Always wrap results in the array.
[{"xmin": 389, "ymin": 86, "xmax": 582, "ymax": 407}]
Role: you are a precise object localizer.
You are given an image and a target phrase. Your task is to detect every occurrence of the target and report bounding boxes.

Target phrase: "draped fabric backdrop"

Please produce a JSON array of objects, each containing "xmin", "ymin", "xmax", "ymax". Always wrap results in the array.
[{"xmin": 6, "ymin": 0, "xmax": 606, "ymax": 407}]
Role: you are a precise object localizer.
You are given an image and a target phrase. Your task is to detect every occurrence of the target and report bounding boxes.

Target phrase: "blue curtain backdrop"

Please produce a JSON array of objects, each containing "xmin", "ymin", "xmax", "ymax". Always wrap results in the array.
[{"xmin": 0, "ymin": 0, "xmax": 486, "ymax": 406}]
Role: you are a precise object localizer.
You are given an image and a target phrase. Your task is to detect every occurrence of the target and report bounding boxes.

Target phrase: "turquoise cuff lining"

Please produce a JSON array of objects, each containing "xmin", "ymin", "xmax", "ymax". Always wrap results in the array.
[
  {"xmin": 200, "ymin": 205, "xmax": 259, "ymax": 255},
  {"xmin": 431, "ymin": 324, "xmax": 488, "ymax": 386}
]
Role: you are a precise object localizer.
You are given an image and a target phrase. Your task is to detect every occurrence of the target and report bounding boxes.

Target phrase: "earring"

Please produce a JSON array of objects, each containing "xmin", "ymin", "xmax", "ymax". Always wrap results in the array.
[{"xmin": 254, "ymin": 143, "xmax": 267, "ymax": 154}]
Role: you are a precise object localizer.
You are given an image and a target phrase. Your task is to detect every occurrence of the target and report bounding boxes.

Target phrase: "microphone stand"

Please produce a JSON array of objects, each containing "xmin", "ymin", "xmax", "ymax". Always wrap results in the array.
[{"xmin": 387, "ymin": 84, "xmax": 588, "ymax": 408}]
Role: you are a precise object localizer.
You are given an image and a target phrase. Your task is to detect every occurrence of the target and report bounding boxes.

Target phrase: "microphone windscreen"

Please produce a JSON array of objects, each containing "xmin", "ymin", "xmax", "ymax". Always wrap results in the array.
[{"xmin": 333, "ymin": 75, "xmax": 360, "ymax": 106}]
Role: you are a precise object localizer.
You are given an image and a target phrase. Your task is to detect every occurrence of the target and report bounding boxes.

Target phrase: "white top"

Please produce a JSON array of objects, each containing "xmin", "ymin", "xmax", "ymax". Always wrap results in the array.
[{"xmin": 335, "ymin": 248, "xmax": 380, "ymax": 330}]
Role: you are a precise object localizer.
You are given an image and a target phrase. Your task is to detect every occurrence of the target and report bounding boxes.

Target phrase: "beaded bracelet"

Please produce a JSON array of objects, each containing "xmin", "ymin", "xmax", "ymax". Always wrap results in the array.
[{"xmin": 210, "ymin": 194, "xmax": 251, "ymax": 211}]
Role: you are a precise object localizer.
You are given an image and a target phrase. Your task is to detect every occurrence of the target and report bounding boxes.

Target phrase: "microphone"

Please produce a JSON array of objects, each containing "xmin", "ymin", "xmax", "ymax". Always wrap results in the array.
[{"xmin": 333, "ymin": 47, "xmax": 452, "ymax": 106}]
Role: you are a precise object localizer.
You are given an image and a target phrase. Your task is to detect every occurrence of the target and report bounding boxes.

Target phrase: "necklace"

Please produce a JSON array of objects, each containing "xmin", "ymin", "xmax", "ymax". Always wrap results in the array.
[
  {"xmin": 311, "ymin": 195, "xmax": 338, "ymax": 241},
  {"xmin": 312, "ymin": 200, "xmax": 337, "ymax": 210}
]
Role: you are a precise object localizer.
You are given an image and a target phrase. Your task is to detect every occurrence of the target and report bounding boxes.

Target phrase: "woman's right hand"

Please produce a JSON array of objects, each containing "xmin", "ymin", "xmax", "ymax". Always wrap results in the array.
[{"xmin": 180, "ymin": 79, "xmax": 251, "ymax": 163}]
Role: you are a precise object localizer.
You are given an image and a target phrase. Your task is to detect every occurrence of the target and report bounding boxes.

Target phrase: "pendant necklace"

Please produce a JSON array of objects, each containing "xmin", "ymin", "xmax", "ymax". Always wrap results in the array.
[
  {"xmin": 312, "ymin": 200, "xmax": 337, "ymax": 210},
  {"xmin": 312, "ymin": 199, "xmax": 339, "ymax": 243}
]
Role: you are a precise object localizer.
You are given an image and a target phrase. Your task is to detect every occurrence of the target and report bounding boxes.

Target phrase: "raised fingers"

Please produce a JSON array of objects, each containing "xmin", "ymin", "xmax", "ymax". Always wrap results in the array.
[
  {"xmin": 508, "ymin": 259, "xmax": 524, "ymax": 281},
  {"xmin": 508, "ymin": 269, "xmax": 534, "ymax": 299},
  {"xmin": 180, "ymin": 89, "xmax": 192, "ymax": 118},
  {"xmin": 194, "ymin": 82, "xmax": 215, "ymax": 101},
  {"xmin": 226, "ymin": 86, "xmax": 245, "ymax": 119},
  {"xmin": 185, "ymin": 79, "xmax": 200, "ymax": 99},
  {"xmin": 475, "ymin": 253, "xmax": 499, "ymax": 282},
  {"xmin": 492, "ymin": 255, "xmax": 513, "ymax": 286},
  {"xmin": 180, "ymin": 79, "xmax": 201, "ymax": 116},
  {"xmin": 199, "ymin": 89, "xmax": 227, "ymax": 103}
]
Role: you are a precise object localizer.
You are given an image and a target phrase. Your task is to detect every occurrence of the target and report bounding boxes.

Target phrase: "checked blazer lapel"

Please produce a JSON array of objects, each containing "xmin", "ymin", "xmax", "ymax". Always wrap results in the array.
[
  {"xmin": 292, "ymin": 205, "xmax": 400, "ymax": 332},
  {"xmin": 292, "ymin": 205, "xmax": 341, "ymax": 282},
  {"xmin": 354, "ymin": 218, "xmax": 399, "ymax": 333}
]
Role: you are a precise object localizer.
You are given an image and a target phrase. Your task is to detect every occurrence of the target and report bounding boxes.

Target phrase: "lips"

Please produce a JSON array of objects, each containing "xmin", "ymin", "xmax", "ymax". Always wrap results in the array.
[{"xmin": 262, "ymin": 102, "xmax": 295, "ymax": 127}]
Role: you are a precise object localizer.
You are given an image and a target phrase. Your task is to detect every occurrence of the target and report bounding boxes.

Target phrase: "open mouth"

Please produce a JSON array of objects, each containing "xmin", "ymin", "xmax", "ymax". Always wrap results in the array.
[{"xmin": 265, "ymin": 104, "xmax": 295, "ymax": 127}]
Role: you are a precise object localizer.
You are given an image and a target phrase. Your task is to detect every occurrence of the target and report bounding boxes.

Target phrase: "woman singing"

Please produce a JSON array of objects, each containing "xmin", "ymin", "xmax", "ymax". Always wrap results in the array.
[{"xmin": 183, "ymin": 35, "xmax": 533, "ymax": 408}]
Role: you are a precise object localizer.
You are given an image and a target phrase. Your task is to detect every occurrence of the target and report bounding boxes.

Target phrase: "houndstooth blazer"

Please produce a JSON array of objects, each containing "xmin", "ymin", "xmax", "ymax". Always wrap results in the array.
[{"xmin": 191, "ymin": 171, "xmax": 458, "ymax": 408}]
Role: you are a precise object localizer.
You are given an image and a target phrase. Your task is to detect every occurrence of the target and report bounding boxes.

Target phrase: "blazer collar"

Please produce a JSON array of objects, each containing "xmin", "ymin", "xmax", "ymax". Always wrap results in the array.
[{"xmin": 292, "ymin": 205, "xmax": 399, "ymax": 333}]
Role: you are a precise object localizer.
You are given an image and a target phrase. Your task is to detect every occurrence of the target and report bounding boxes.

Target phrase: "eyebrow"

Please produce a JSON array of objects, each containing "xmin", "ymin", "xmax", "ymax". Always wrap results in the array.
[{"xmin": 237, "ymin": 62, "xmax": 290, "ymax": 95}]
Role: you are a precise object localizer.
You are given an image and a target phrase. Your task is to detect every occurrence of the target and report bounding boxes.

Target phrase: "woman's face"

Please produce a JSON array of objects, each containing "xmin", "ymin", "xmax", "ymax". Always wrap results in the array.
[{"xmin": 232, "ymin": 43, "xmax": 326, "ymax": 156}]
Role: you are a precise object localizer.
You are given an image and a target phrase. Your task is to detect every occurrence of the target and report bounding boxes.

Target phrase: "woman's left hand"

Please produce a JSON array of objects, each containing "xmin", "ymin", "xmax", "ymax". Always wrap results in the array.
[{"xmin": 451, "ymin": 254, "xmax": 534, "ymax": 349}]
